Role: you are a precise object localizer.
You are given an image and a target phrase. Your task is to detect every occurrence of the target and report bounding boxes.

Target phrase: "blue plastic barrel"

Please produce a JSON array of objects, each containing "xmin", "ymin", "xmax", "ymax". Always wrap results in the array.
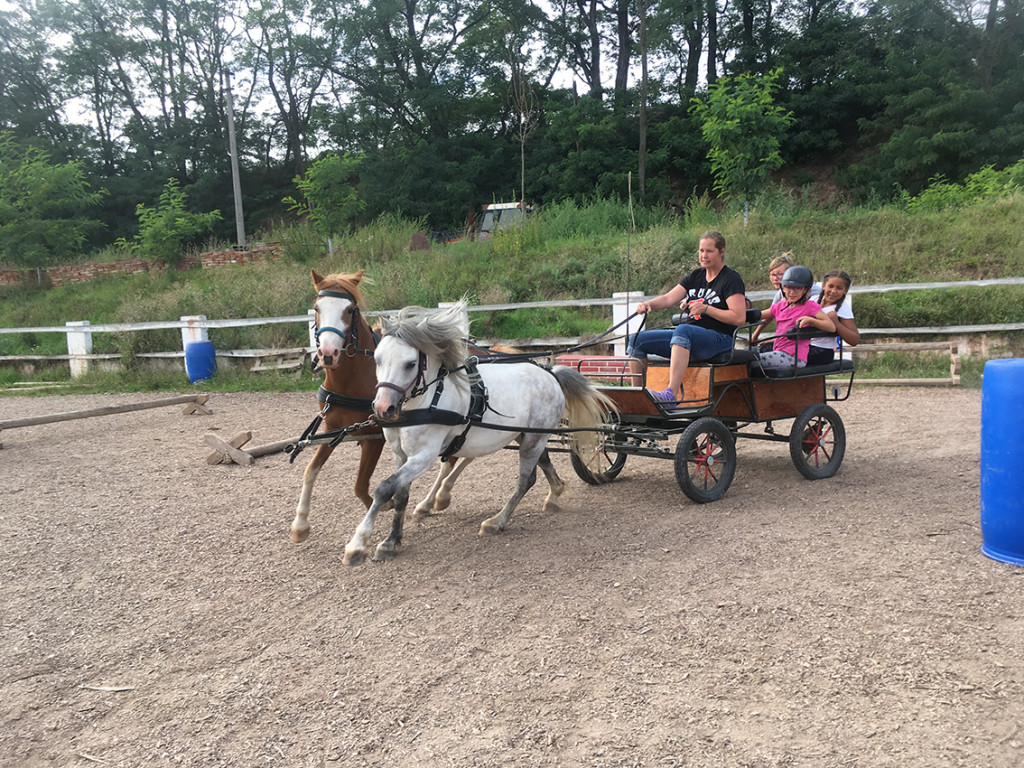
[
  {"xmin": 980, "ymin": 358, "xmax": 1024, "ymax": 566},
  {"xmin": 185, "ymin": 340, "xmax": 217, "ymax": 384}
]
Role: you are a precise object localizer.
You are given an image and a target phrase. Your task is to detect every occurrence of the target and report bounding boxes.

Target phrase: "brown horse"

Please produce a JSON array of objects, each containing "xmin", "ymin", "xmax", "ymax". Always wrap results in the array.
[
  {"xmin": 290, "ymin": 269, "xmax": 469, "ymax": 544},
  {"xmin": 290, "ymin": 270, "xmax": 384, "ymax": 543}
]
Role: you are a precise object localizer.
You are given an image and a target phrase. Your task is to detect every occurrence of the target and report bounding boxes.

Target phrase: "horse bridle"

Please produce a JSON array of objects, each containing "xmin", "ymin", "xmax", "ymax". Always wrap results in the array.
[
  {"xmin": 375, "ymin": 351, "xmax": 430, "ymax": 402},
  {"xmin": 313, "ymin": 289, "xmax": 375, "ymax": 358}
]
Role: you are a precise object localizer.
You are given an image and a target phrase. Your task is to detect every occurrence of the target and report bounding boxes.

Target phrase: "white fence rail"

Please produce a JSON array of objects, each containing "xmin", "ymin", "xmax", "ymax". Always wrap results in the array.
[{"xmin": 2, "ymin": 278, "xmax": 1023, "ymax": 377}]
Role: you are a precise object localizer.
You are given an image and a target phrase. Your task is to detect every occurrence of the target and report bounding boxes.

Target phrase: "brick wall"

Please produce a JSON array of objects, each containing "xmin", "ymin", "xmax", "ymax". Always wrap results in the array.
[{"xmin": 0, "ymin": 243, "xmax": 281, "ymax": 288}]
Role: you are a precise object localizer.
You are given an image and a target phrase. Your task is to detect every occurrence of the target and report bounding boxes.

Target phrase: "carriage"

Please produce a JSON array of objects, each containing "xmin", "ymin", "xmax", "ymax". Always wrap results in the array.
[
  {"xmin": 552, "ymin": 312, "xmax": 855, "ymax": 504},
  {"xmin": 292, "ymin": 270, "xmax": 854, "ymax": 564}
]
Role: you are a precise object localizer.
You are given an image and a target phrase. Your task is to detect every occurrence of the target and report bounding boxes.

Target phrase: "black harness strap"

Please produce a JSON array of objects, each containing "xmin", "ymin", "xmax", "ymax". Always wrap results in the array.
[
  {"xmin": 317, "ymin": 385, "xmax": 374, "ymax": 413},
  {"xmin": 382, "ymin": 359, "xmax": 491, "ymax": 461}
]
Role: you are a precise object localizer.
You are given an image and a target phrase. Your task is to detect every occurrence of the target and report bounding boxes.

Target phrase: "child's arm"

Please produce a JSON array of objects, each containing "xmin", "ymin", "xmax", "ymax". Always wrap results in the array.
[
  {"xmin": 835, "ymin": 316, "xmax": 860, "ymax": 346},
  {"xmin": 797, "ymin": 310, "xmax": 835, "ymax": 333},
  {"xmin": 750, "ymin": 306, "xmax": 777, "ymax": 343}
]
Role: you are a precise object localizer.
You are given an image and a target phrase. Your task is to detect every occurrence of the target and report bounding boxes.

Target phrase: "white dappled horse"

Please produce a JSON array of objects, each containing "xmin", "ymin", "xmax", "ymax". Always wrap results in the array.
[{"xmin": 342, "ymin": 301, "xmax": 615, "ymax": 565}]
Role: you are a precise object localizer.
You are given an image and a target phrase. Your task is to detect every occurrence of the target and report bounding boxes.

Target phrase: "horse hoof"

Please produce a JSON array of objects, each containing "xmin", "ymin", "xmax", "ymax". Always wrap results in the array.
[
  {"xmin": 479, "ymin": 522, "xmax": 502, "ymax": 536},
  {"xmin": 543, "ymin": 501, "xmax": 560, "ymax": 513},
  {"xmin": 433, "ymin": 498, "xmax": 451, "ymax": 512},
  {"xmin": 372, "ymin": 546, "xmax": 397, "ymax": 562},
  {"xmin": 290, "ymin": 525, "xmax": 310, "ymax": 544},
  {"xmin": 412, "ymin": 504, "xmax": 435, "ymax": 517},
  {"xmin": 342, "ymin": 549, "xmax": 366, "ymax": 566}
]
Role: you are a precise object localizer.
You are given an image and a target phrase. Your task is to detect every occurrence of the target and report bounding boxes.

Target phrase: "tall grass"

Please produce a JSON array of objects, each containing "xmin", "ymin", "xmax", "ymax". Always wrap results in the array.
[{"xmin": 1, "ymin": 191, "xmax": 1022, "ymax": 358}]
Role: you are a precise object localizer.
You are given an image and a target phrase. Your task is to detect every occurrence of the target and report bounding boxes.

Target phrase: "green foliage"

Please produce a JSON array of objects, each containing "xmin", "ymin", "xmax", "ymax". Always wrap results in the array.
[
  {"xmin": 690, "ymin": 70, "xmax": 794, "ymax": 202},
  {"xmin": 0, "ymin": 133, "xmax": 105, "ymax": 267},
  {"xmin": 126, "ymin": 179, "xmax": 222, "ymax": 266},
  {"xmin": 903, "ymin": 160, "xmax": 1024, "ymax": 212},
  {"xmin": 283, "ymin": 154, "xmax": 365, "ymax": 239},
  {"xmin": 2, "ymin": 197, "xmax": 1023, "ymax": 393}
]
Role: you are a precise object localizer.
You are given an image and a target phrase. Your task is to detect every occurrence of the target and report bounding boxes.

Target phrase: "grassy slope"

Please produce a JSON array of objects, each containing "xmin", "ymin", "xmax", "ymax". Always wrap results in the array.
[{"xmin": 1, "ymin": 196, "xmax": 1022, "ymax": 390}]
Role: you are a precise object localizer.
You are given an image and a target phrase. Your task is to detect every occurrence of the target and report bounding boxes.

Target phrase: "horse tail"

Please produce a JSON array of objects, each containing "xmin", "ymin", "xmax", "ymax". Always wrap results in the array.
[{"xmin": 550, "ymin": 366, "xmax": 618, "ymax": 474}]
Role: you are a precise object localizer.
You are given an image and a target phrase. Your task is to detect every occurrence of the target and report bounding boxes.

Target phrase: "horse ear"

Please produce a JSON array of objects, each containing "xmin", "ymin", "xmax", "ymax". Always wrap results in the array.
[
  {"xmin": 311, "ymin": 269, "xmax": 323, "ymax": 286},
  {"xmin": 352, "ymin": 269, "xmax": 365, "ymax": 284}
]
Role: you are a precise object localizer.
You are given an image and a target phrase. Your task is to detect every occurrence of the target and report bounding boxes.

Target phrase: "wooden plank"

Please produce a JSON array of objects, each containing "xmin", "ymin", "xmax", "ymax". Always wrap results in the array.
[
  {"xmin": 851, "ymin": 342, "xmax": 955, "ymax": 353},
  {"xmin": 855, "ymin": 378, "xmax": 956, "ymax": 387},
  {"xmin": 203, "ymin": 433, "xmax": 255, "ymax": 466},
  {"xmin": 182, "ymin": 394, "xmax": 212, "ymax": 415},
  {"xmin": 206, "ymin": 431, "xmax": 252, "ymax": 464},
  {"xmin": 246, "ymin": 438, "xmax": 298, "ymax": 458},
  {"xmin": 0, "ymin": 394, "xmax": 208, "ymax": 430}
]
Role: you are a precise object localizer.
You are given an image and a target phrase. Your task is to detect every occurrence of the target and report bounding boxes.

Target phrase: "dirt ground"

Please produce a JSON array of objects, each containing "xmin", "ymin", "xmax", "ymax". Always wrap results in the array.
[{"xmin": 1, "ymin": 386, "xmax": 1021, "ymax": 768}]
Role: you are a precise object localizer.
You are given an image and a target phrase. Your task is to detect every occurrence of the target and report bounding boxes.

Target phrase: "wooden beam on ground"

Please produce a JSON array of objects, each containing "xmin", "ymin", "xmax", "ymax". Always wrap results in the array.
[
  {"xmin": 0, "ymin": 394, "xmax": 211, "ymax": 430},
  {"xmin": 182, "ymin": 394, "xmax": 212, "ymax": 415},
  {"xmin": 203, "ymin": 433, "xmax": 299, "ymax": 465},
  {"xmin": 246, "ymin": 438, "xmax": 296, "ymax": 458},
  {"xmin": 203, "ymin": 433, "xmax": 255, "ymax": 466},
  {"xmin": 206, "ymin": 431, "xmax": 252, "ymax": 464}
]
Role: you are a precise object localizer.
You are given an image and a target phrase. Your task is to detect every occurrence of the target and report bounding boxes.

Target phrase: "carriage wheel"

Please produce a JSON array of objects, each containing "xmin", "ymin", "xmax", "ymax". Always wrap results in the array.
[
  {"xmin": 673, "ymin": 417, "xmax": 736, "ymax": 503},
  {"xmin": 570, "ymin": 433, "xmax": 627, "ymax": 485},
  {"xmin": 789, "ymin": 403, "xmax": 846, "ymax": 480}
]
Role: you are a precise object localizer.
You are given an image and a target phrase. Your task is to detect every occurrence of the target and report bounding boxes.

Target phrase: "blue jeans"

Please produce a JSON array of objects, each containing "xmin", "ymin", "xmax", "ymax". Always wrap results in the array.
[{"xmin": 627, "ymin": 326, "xmax": 733, "ymax": 362}]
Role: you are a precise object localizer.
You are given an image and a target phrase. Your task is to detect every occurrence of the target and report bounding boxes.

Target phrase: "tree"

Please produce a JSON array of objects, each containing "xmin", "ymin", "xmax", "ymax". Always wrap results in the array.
[
  {"xmin": 284, "ymin": 153, "xmax": 364, "ymax": 240},
  {"xmin": 508, "ymin": 34, "xmax": 540, "ymax": 207},
  {"xmin": 690, "ymin": 68, "xmax": 793, "ymax": 203},
  {"xmin": 127, "ymin": 177, "xmax": 221, "ymax": 265},
  {"xmin": 0, "ymin": 134, "xmax": 105, "ymax": 267}
]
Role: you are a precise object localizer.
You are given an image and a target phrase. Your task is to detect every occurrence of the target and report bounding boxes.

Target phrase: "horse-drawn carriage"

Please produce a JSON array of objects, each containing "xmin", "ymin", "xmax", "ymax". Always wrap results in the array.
[
  {"xmin": 290, "ymin": 270, "xmax": 854, "ymax": 564},
  {"xmin": 552, "ymin": 312, "xmax": 855, "ymax": 503}
]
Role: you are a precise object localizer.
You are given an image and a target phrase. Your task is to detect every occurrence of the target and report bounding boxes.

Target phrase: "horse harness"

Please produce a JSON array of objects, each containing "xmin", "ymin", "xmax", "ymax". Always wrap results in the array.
[{"xmin": 377, "ymin": 352, "xmax": 496, "ymax": 462}]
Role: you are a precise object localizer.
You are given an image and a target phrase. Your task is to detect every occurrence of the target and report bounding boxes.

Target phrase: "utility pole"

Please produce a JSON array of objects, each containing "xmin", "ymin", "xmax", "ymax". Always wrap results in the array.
[{"xmin": 223, "ymin": 69, "xmax": 246, "ymax": 250}]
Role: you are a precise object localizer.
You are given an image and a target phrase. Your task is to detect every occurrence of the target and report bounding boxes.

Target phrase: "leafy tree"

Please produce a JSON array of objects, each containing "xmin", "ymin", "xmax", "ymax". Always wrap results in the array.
[
  {"xmin": 0, "ymin": 134, "xmax": 105, "ymax": 267},
  {"xmin": 690, "ymin": 68, "xmax": 793, "ymax": 202},
  {"xmin": 284, "ymin": 153, "xmax": 365, "ymax": 239},
  {"xmin": 125, "ymin": 178, "xmax": 221, "ymax": 265}
]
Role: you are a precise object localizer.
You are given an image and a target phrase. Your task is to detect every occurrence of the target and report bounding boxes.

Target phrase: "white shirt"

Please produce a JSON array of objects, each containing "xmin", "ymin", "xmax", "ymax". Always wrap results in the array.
[{"xmin": 811, "ymin": 293, "xmax": 855, "ymax": 352}]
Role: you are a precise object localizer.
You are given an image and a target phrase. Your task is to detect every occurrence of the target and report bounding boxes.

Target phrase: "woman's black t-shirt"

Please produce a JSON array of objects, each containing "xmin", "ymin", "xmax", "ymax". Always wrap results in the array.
[{"xmin": 678, "ymin": 265, "xmax": 746, "ymax": 336}]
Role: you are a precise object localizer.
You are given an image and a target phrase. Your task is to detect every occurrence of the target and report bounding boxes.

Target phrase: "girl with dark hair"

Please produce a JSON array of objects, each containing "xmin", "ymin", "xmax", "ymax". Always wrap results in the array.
[{"xmin": 807, "ymin": 269, "xmax": 860, "ymax": 365}]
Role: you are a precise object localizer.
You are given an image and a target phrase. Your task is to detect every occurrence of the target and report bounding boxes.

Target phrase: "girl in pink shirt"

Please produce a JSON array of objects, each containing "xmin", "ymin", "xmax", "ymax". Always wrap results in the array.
[{"xmin": 757, "ymin": 265, "xmax": 835, "ymax": 369}]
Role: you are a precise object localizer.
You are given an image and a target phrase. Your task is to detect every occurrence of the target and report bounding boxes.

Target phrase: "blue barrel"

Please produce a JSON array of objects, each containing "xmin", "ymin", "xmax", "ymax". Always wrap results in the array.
[
  {"xmin": 980, "ymin": 358, "xmax": 1024, "ymax": 566},
  {"xmin": 184, "ymin": 340, "xmax": 217, "ymax": 383}
]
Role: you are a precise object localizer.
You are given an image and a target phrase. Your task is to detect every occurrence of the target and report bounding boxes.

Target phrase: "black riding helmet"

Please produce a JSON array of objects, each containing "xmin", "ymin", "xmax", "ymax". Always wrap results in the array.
[{"xmin": 781, "ymin": 265, "xmax": 813, "ymax": 289}]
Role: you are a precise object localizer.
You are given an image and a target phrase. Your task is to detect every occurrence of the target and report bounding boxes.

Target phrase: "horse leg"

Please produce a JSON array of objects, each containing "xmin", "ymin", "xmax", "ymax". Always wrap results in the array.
[
  {"xmin": 343, "ymin": 451, "xmax": 435, "ymax": 566},
  {"xmin": 536, "ymin": 449, "xmax": 566, "ymax": 513},
  {"xmin": 413, "ymin": 457, "xmax": 473, "ymax": 515},
  {"xmin": 353, "ymin": 435, "xmax": 386, "ymax": 509},
  {"xmin": 413, "ymin": 458, "xmax": 456, "ymax": 516},
  {"xmin": 434, "ymin": 457, "xmax": 472, "ymax": 511},
  {"xmin": 290, "ymin": 443, "xmax": 334, "ymax": 543},
  {"xmin": 479, "ymin": 438, "xmax": 546, "ymax": 536},
  {"xmin": 373, "ymin": 484, "xmax": 410, "ymax": 562}
]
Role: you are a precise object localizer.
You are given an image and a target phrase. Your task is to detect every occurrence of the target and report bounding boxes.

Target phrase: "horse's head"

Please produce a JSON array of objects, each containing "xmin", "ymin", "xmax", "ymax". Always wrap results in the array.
[
  {"xmin": 311, "ymin": 269, "xmax": 368, "ymax": 370},
  {"xmin": 372, "ymin": 334, "xmax": 423, "ymax": 422},
  {"xmin": 372, "ymin": 302, "xmax": 470, "ymax": 421}
]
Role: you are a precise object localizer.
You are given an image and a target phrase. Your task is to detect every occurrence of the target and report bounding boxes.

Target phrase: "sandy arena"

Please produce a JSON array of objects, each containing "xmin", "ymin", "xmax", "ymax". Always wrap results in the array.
[{"xmin": 1, "ymin": 387, "xmax": 1021, "ymax": 767}]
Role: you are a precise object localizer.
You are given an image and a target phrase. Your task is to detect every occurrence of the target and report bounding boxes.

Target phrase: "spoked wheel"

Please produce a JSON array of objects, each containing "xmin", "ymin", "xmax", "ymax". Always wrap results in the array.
[
  {"xmin": 790, "ymin": 403, "xmax": 846, "ymax": 480},
  {"xmin": 570, "ymin": 432, "xmax": 628, "ymax": 485},
  {"xmin": 673, "ymin": 417, "xmax": 737, "ymax": 503}
]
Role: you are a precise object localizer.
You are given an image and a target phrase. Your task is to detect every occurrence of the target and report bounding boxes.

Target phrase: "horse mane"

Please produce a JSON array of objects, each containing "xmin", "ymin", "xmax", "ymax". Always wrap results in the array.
[
  {"xmin": 380, "ymin": 302, "xmax": 470, "ymax": 378},
  {"xmin": 313, "ymin": 270, "xmax": 371, "ymax": 310}
]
